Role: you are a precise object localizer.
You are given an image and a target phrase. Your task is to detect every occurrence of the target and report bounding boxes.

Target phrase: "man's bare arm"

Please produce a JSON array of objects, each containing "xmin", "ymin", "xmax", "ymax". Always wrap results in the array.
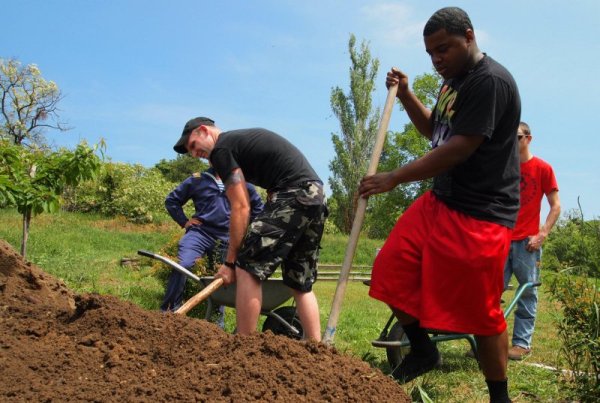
[
  {"xmin": 216, "ymin": 168, "xmax": 250, "ymax": 285},
  {"xmin": 386, "ymin": 67, "xmax": 433, "ymax": 139},
  {"xmin": 527, "ymin": 190, "xmax": 561, "ymax": 251},
  {"xmin": 359, "ymin": 134, "xmax": 485, "ymax": 197}
]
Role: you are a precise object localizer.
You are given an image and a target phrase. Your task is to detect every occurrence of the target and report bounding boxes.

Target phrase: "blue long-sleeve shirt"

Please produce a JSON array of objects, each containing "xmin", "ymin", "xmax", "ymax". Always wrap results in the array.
[{"xmin": 165, "ymin": 169, "xmax": 264, "ymax": 242}]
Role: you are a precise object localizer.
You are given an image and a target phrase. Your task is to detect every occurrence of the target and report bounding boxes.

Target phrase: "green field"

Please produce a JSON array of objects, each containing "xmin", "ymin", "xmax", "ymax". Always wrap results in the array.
[{"xmin": 0, "ymin": 209, "xmax": 569, "ymax": 401}]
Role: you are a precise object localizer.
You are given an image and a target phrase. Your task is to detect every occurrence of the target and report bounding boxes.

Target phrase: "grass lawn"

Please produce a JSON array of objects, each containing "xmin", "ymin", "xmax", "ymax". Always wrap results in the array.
[{"xmin": 0, "ymin": 209, "xmax": 570, "ymax": 401}]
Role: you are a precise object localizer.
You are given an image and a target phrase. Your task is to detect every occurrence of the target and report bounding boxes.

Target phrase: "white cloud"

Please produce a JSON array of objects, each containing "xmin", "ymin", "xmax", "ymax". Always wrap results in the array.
[{"xmin": 359, "ymin": 2, "xmax": 424, "ymax": 48}]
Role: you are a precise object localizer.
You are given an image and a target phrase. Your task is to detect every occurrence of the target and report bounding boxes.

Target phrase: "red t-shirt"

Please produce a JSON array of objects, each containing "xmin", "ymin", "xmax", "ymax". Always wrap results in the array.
[{"xmin": 512, "ymin": 156, "xmax": 559, "ymax": 240}]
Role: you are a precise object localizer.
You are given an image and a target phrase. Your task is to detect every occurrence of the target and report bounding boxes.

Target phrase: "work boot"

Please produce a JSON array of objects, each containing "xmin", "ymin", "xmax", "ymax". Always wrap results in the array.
[
  {"xmin": 391, "ymin": 348, "xmax": 442, "ymax": 383},
  {"xmin": 508, "ymin": 345, "xmax": 531, "ymax": 361}
]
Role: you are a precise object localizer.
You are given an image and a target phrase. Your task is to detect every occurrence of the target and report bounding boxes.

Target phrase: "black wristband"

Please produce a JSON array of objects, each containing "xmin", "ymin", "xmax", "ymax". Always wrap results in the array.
[{"xmin": 224, "ymin": 261, "xmax": 236, "ymax": 269}]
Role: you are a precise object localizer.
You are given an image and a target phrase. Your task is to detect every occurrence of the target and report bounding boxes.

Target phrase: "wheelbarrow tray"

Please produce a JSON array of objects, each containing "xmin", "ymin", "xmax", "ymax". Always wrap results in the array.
[
  {"xmin": 136, "ymin": 250, "xmax": 294, "ymax": 313},
  {"xmin": 200, "ymin": 276, "xmax": 293, "ymax": 312}
]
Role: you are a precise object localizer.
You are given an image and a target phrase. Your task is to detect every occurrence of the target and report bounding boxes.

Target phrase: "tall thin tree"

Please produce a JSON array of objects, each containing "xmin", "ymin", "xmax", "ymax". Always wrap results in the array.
[{"xmin": 329, "ymin": 34, "xmax": 380, "ymax": 233}]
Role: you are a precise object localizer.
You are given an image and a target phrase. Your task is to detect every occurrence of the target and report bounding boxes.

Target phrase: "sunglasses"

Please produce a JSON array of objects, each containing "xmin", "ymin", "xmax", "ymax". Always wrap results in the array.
[{"xmin": 517, "ymin": 135, "xmax": 529, "ymax": 140}]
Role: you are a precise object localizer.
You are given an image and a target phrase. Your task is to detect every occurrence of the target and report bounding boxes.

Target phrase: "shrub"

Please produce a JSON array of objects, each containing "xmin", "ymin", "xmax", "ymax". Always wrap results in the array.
[
  {"xmin": 544, "ymin": 210, "xmax": 600, "ymax": 278},
  {"xmin": 63, "ymin": 162, "xmax": 177, "ymax": 223},
  {"xmin": 149, "ymin": 232, "xmax": 225, "ymax": 319},
  {"xmin": 323, "ymin": 215, "xmax": 340, "ymax": 235},
  {"xmin": 549, "ymin": 272, "xmax": 600, "ymax": 401}
]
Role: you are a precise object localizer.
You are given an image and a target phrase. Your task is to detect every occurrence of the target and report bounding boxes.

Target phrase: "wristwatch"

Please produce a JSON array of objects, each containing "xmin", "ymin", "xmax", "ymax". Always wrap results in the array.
[{"xmin": 224, "ymin": 261, "xmax": 236, "ymax": 269}]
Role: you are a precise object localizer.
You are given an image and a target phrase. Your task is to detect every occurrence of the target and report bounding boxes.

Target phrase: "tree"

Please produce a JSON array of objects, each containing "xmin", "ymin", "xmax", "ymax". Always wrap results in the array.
[
  {"xmin": 154, "ymin": 154, "xmax": 209, "ymax": 183},
  {"xmin": 328, "ymin": 34, "xmax": 380, "ymax": 234},
  {"xmin": 0, "ymin": 140, "xmax": 102, "ymax": 256},
  {"xmin": 366, "ymin": 71, "xmax": 442, "ymax": 238},
  {"xmin": 0, "ymin": 58, "xmax": 68, "ymax": 147}
]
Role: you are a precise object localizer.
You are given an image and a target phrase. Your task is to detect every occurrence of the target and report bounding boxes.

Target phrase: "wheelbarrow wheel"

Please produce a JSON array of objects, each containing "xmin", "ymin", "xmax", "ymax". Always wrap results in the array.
[
  {"xmin": 386, "ymin": 322, "xmax": 411, "ymax": 369},
  {"xmin": 262, "ymin": 306, "xmax": 304, "ymax": 340}
]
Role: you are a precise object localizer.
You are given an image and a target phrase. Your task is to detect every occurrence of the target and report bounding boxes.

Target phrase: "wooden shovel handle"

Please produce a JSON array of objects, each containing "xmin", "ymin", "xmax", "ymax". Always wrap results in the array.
[
  {"xmin": 175, "ymin": 277, "xmax": 224, "ymax": 315},
  {"xmin": 322, "ymin": 82, "xmax": 399, "ymax": 344}
]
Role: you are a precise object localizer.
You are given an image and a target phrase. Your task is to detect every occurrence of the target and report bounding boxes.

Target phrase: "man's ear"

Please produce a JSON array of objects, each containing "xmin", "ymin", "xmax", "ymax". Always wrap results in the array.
[
  {"xmin": 198, "ymin": 125, "xmax": 210, "ymax": 136},
  {"xmin": 465, "ymin": 29, "xmax": 475, "ymax": 44}
]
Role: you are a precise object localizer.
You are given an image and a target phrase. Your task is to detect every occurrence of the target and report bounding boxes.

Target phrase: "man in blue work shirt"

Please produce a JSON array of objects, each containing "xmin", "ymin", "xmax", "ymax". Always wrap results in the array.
[{"xmin": 161, "ymin": 167, "xmax": 264, "ymax": 322}]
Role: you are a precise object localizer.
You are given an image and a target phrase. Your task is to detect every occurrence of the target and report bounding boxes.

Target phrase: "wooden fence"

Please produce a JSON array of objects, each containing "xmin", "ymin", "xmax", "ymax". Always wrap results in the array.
[
  {"xmin": 128, "ymin": 256, "xmax": 373, "ymax": 282},
  {"xmin": 317, "ymin": 264, "xmax": 372, "ymax": 282}
]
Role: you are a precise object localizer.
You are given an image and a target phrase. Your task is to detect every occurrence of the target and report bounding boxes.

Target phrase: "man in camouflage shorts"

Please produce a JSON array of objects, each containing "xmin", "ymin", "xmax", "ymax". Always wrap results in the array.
[
  {"xmin": 173, "ymin": 117, "xmax": 327, "ymax": 340},
  {"xmin": 239, "ymin": 182, "xmax": 327, "ymax": 291}
]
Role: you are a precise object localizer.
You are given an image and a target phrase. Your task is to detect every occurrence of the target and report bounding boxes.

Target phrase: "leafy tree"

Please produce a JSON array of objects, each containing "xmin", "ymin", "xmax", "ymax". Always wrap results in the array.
[
  {"xmin": 409, "ymin": 71, "xmax": 441, "ymax": 108},
  {"xmin": 328, "ymin": 34, "xmax": 380, "ymax": 234},
  {"xmin": 0, "ymin": 140, "xmax": 102, "ymax": 256},
  {"xmin": 0, "ymin": 58, "xmax": 68, "ymax": 147},
  {"xmin": 365, "ymin": 71, "xmax": 442, "ymax": 238},
  {"xmin": 154, "ymin": 154, "xmax": 209, "ymax": 183}
]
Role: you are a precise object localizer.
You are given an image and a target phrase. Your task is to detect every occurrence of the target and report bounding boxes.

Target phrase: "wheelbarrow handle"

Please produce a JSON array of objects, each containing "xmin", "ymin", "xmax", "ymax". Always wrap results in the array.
[
  {"xmin": 137, "ymin": 250, "xmax": 201, "ymax": 282},
  {"xmin": 137, "ymin": 249, "xmax": 157, "ymax": 259},
  {"xmin": 175, "ymin": 278, "xmax": 225, "ymax": 315},
  {"xmin": 504, "ymin": 281, "xmax": 542, "ymax": 318}
]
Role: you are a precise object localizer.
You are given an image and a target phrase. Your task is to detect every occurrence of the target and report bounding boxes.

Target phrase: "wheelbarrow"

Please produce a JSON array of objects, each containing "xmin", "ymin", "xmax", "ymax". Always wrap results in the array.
[
  {"xmin": 137, "ymin": 250, "xmax": 303, "ymax": 339},
  {"xmin": 370, "ymin": 281, "xmax": 542, "ymax": 369}
]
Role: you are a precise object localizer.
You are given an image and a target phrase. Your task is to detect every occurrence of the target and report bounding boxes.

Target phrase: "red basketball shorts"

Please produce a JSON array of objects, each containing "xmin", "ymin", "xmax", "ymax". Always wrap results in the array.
[{"xmin": 369, "ymin": 191, "xmax": 511, "ymax": 336}]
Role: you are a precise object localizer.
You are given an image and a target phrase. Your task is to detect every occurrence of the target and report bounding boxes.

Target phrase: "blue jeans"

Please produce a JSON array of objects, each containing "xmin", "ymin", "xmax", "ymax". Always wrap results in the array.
[
  {"xmin": 503, "ymin": 238, "xmax": 541, "ymax": 349},
  {"xmin": 160, "ymin": 226, "xmax": 225, "ymax": 328}
]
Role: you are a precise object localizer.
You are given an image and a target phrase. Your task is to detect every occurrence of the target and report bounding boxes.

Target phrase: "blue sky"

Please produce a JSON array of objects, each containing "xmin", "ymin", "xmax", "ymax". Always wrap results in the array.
[{"xmin": 3, "ymin": 0, "xmax": 599, "ymax": 218}]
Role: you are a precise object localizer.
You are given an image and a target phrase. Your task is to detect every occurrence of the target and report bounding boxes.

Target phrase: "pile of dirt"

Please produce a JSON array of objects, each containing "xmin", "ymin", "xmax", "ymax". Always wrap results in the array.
[{"xmin": 0, "ymin": 240, "xmax": 409, "ymax": 401}]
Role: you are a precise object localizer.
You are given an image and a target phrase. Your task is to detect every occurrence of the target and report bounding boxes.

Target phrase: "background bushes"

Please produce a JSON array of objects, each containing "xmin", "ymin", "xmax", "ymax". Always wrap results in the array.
[
  {"xmin": 549, "ymin": 273, "xmax": 599, "ymax": 401},
  {"xmin": 544, "ymin": 211, "xmax": 600, "ymax": 278},
  {"xmin": 545, "ymin": 209, "xmax": 600, "ymax": 401},
  {"xmin": 63, "ymin": 162, "xmax": 178, "ymax": 223}
]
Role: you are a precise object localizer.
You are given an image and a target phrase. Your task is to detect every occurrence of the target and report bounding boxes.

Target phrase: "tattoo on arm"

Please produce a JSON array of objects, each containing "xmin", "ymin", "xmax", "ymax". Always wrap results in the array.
[{"xmin": 225, "ymin": 169, "xmax": 245, "ymax": 187}]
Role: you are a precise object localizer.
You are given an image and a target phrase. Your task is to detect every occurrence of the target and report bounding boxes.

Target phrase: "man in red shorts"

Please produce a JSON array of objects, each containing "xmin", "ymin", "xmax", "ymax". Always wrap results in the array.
[{"xmin": 359, "ymin": 7, "xmax": 520, "ymax": 403}]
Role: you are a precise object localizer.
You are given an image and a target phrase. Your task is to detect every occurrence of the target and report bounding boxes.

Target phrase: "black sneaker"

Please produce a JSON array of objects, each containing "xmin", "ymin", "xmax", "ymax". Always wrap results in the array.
[{"xmin": 391, "ymin": 349, "xmax": 442, "ymax": 383}]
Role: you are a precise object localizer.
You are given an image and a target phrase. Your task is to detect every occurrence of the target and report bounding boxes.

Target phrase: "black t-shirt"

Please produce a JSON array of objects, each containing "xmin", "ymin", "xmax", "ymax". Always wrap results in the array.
[
  {"xmin": 209, "ymin": 128, "xmax": 320, "ymax": 191},
  {"xmin": 431, "ymin": 55, "xmax": 521, "ymax": 227}
]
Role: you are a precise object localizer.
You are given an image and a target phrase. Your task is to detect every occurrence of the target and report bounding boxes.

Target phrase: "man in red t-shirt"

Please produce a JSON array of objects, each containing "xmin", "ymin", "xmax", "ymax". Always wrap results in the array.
[{"xmin": 504, "ymin": 121, "xmax": 560, "ymax": 360}]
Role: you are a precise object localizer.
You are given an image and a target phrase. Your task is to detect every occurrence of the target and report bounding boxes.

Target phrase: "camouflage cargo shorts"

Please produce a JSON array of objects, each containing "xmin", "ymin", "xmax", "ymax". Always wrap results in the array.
[{"xmin": 236, "ymin": 181, "xmax": 328, "ymax": 292}]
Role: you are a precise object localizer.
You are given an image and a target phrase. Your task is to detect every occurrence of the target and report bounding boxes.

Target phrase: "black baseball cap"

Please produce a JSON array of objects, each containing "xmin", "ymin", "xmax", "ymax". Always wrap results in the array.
[{"xmin": 173, "ymin": 117, "xmax": 215, "ymax": 154}]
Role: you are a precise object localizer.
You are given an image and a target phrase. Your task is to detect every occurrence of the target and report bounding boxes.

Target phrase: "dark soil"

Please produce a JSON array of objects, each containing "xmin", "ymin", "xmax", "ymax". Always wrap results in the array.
[{"xmin": 0, "ymin": 240, "xmax": 409, "ymax": 402}]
